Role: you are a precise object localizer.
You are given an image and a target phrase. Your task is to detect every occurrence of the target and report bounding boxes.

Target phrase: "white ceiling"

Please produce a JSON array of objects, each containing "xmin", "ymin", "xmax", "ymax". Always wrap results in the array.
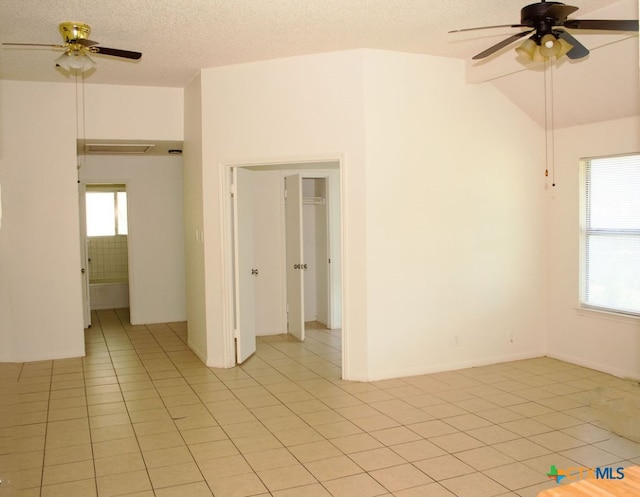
[{"xmin": 1, "ymin": 0, "xmax": 638, "ymax": 128}]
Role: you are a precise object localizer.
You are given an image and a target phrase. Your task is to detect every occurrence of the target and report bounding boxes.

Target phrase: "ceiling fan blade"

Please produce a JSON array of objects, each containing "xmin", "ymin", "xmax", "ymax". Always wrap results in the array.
[
  {"xmin": 90, "ymin": 46, "xmax": 142, "ymax": 60},
  {"xmin": 449, "ymin": 24, "xmax": 526, "ymax": 34},
  {"xmin": 2, "ymin": 42, "xmax": 65, "ymax": 48},
  {"xmin": 562, "ymin": 19, "xmax": 639, "ymax": 31},
  {"xmin": 472, "ymin": 30, "xmax": 534, "ymax": 60},
  {"xmin": 556, "ymin": 30, "xmax": 589, "ymax": 59},
  {"xmin": 74, "ymin": 38, "xmax": 100, "ymax": 47},
  {"xmin": 545, "ymin": 4, "xmax": 579, "ymax": 22}
]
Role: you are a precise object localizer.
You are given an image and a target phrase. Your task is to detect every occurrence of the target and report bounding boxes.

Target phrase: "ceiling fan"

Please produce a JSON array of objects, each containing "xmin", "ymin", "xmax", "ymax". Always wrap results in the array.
[
  {"xmin": 450, "ymin": 1, "xmax": 639, "ymax": 61},
  {"xmin": 2, "ymin": 22, "xmax": 142, "ymax": 71}
]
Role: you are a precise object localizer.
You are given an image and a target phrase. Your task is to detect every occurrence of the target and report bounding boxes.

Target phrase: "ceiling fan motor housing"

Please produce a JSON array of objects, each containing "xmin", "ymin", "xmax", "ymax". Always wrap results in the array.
[
  {"xmin": 59, "ymin": 22, "xmax": 91, "ymax": 43},
  {"xmin": 521, "ymin": 2, "xmax": 575, "ymax": 43}
]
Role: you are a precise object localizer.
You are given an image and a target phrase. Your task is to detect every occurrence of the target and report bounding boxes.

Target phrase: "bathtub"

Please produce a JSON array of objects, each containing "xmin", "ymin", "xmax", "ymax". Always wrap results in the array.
[{"xmin": 89, "ymin": 279, "xmax": 129, "ymax": 310}]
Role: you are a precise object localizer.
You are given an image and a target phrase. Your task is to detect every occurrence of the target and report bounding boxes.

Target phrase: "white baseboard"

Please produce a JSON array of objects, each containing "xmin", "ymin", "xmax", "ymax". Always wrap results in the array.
[
  {"xmin": 14, "ymin": 348, "xmax": 86, "ymax": 363},
  {"xmin": 187, "ymin": 340, "xmax": 208, "ymax": 365},
  {"xmin": 547, "ymin": 351, "xmax": 640, "ymax": 382},
  {"xmin": 364, "ymin": 350, "xmax": 547, "ymax": 382}
]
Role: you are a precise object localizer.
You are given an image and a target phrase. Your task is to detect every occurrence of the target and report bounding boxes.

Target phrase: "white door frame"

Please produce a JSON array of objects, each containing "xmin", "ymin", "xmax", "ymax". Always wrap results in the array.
[{"xmin": 219, "ymin": 156, "xmax": 346, "ymax": 375}]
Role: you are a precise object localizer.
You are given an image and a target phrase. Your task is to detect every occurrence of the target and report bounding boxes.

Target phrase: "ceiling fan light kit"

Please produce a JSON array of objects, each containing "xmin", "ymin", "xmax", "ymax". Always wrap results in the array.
[
  {"xmin": 55, "ymin": 51, "xmax": 95, "ymax": 71},
  {"xmin": 545, "ymin": 36, "xmax": 573, "ymax": 59},
  {"xmin": 515, "ymin": 38, "xmax": 537, "ymax": 59},
  {"xmin": 516, "ymin": 33, "xmax": 573, "ymax": 61}
]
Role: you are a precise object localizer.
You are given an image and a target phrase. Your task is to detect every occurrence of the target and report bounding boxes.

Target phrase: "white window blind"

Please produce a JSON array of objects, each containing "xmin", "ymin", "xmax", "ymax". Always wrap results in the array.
[{"xmin": 580, "ymin": 154, "xmax": 640, "ymax": 316}]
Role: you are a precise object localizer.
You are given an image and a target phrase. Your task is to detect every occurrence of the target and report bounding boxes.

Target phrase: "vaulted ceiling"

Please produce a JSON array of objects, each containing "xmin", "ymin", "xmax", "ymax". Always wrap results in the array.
[{"xmin": 1, "ymin": 0, "xmax": 637, "ymax": 128}]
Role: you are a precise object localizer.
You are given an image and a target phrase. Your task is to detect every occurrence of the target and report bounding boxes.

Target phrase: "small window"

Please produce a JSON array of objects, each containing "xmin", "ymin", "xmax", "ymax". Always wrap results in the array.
[
  {"xmin": 580, "ymin": 154, "xmax": 640, "ymax": 316},
  {"xmin": 86, "ymin": 185, "xmax": 128, "ymax": 236}
]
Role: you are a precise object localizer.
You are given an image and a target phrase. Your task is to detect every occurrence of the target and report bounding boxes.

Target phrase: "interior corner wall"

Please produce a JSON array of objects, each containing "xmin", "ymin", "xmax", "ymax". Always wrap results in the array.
[
  {"xmin": 547, "ymin": 116, "xmax": 640, "ymax": 379},
  {"xmin": 193, "ymin": 48, "xmax": 549, "ymax": 380},
  {"xmin": 198, "ymin": 50, "xmax": 369, "ymax": 378},
  {"xmin": 0, "ymin": 80, "xmax": 85, "ymax": 362},
  {"xmin": 183, "ymin": 74, "xmax": 208, "ymax": 363},
  {"xmin": 79, "ymin": 155, "xmax": 186, "ymax": 325},
  {"xmin": 362, "ymin": 51, "xmax": 547, "ymax": 379}
]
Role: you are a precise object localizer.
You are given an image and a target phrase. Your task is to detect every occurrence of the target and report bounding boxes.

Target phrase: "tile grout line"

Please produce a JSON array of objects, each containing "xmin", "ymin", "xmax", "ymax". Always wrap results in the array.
[
  {"xmin": 114, "ymin": 309, "xmax": 216, "ymax": 496},
  {"xmin": 90, "ymin": 309, "xmax": 159, "ymax": 496},
  {"xmin": 83, "ymin": 310, "xmax": 104, "ymax": 497}
]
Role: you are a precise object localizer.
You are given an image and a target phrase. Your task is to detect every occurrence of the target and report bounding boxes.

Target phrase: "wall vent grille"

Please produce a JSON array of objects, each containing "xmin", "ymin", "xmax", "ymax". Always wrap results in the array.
[{"xmin": 85, "ymin": 144, "xmax": 155, "ymax": 154}]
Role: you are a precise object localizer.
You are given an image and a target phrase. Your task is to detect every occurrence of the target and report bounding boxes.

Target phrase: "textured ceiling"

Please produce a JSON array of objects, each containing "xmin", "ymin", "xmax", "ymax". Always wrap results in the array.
[{"xmin": 1, "ymin": 0, "xmax": 638, "ymax": 128}]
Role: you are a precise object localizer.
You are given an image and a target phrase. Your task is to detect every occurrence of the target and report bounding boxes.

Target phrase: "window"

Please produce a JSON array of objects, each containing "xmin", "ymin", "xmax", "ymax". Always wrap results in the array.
[
  {"xmin": 85, "ymin": 185, "xmax": 128, "ymax": 236},
  {"xmin": 580, "ymin": 154, "xmax": 640, "ymax": 316}
]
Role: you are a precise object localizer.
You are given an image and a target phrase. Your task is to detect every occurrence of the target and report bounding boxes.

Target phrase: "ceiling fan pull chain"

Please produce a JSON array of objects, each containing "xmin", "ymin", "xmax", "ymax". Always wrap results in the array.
[
  {"xmin": 544, "ymin": 58, "xmax": 549, "ymax": 181},
  {"xmin": 550, "ymin": 62, "xmax": 556, "ymax": 187},
  {"xmin": 543, "ymin": 58, "xmax": 557, "ymax": 187}
]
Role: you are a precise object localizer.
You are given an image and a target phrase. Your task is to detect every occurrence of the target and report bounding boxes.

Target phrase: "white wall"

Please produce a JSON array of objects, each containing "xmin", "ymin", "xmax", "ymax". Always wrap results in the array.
[
  {"xmin": 188, "ymin": 49, "xmax": 547, "ymax": 380},
  {"xmin": 0, "ymin": 79, "xmax": 183, "ymax": 362},
  {"xmin": 547, "ymin": 116, "xmax": 640, "ymax": 379},
  {"xmin": 79, "ymin": 155, "xmax": 186, "ymax": 324},
  {"xmin": 84, "ymin": 84, "xmax": 184, "ymax": 140},
  {"xmin": 0, "ymin": 80, "xmax": 84, "ymax": 362},
  {"xmin": 362, "ymin": 51, "xmax": 547, "ymax": 379}
]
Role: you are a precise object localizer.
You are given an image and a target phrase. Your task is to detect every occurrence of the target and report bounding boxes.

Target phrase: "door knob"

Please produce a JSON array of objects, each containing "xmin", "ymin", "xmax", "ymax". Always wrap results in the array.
[{"xmin": 251, "ymin": 268, "xmax": 259, "ymax": 275}]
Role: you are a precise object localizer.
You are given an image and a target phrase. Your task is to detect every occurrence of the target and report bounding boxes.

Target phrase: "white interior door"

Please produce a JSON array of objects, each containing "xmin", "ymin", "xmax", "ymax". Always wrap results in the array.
[
  {"xmin": 285, "ymin": 174, "xmax": 305, "ymax": 341},
  {"xmin": 78, "ymin": 183, "xmax": 91, "ymax": 328},
  {"xmin": 234, "ymin": 167, "xmax": 257, "ymax": 363}
]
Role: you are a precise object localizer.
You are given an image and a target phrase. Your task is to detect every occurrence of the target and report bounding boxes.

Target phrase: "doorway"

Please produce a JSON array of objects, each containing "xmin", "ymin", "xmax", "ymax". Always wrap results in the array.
[
  {"xmin": 224, "ymin": 160, "xmax": 343, "ymax": 370},
  {"xmin": 303, "ymin": 177, "xmax": 331, "ymax": 327},
  {"xmin": 80, "ymin": 183, "xmax": 131, "ymax": 327}
]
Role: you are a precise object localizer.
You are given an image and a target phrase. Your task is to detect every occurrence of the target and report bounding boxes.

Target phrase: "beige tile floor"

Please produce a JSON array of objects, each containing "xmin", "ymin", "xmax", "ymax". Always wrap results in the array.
[{"xmin": 2, "ymin": 308, "xmax": 640, "ymax": 497}]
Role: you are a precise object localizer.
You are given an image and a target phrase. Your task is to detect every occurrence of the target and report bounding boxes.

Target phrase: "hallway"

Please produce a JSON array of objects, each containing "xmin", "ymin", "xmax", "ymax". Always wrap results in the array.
[{"xmin": 2, "ymin": 309, "xmax": 640, "ymax": 497}]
